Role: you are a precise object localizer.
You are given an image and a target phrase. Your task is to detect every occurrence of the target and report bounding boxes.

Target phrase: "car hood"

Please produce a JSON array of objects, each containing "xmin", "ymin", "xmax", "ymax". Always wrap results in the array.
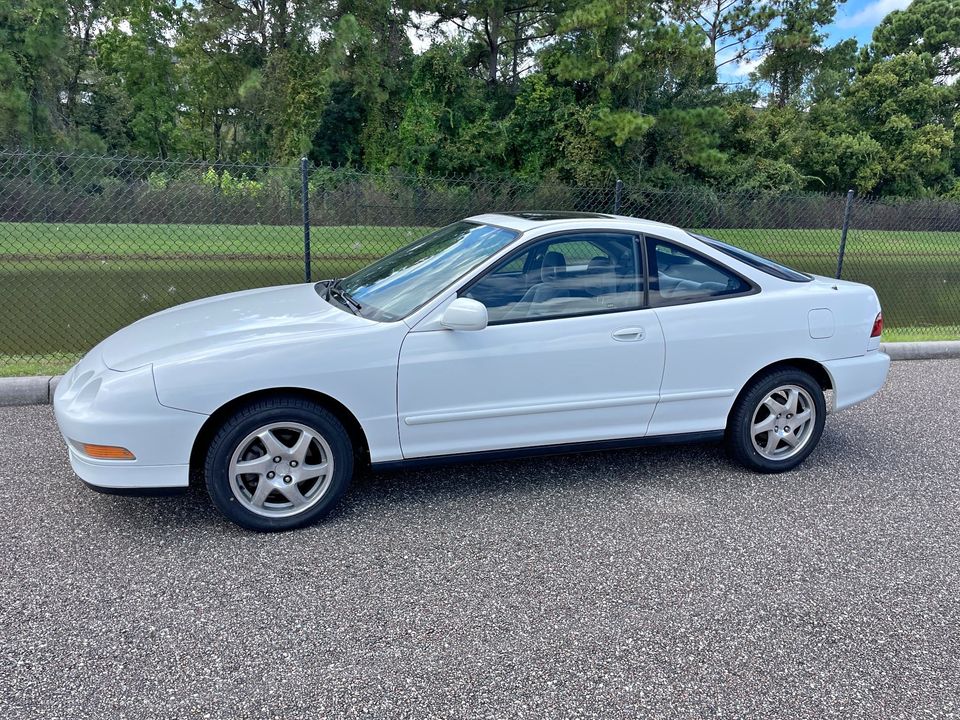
[{"xmin": 100, "ymin": 283, "xmax": 375, "ymax": 371}]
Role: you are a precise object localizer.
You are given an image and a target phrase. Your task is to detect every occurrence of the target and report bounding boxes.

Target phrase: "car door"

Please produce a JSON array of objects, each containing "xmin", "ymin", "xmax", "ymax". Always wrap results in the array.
[
  {"xmin": 396, "ymin": 231, "xmax": 666, "ymax": 459},
  {"xmin": 642, "ymin": 234, "xmax": 762, "ymax": 436}
]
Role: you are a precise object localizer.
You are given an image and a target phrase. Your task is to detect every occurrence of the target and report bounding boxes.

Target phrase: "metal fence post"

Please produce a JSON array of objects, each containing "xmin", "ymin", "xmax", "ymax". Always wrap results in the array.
[
  {"xmin": 301, "ymin": 157, "xmax": 311, "ymax": 283},
  {"xmin": 836, "ymin": 188, "xmax": 855, "ymax": 279},
  {"xmin": 613, "ymin": 179, "xmax": 623, "ymax": 214}
]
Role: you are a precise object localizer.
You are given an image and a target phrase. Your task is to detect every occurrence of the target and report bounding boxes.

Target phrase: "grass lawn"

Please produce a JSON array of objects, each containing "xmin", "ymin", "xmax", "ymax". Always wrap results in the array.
[
  {"xmin": 1, "ymin": 222, "xmax": 958, "ymax": 374},
  {"xmin": 4, "ymin": 222, "xmax": 958, "ymax": 258},
  {"xmin": 0, "ymin": 354, "xmax": 82, "ymax": 378},
  {"xmin": 698, "ymin": 227, "xmax": 960, "ymax": 257},
  {"xmin": 0, "ymin": 222, "xmax": 429, "ymax": 258}
]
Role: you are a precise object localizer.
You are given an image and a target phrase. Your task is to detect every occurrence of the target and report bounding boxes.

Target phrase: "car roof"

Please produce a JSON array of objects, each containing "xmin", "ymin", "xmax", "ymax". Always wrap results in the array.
[{"xmin": 466, "ymin": 211, "xmax": 682, "ymax": 235}]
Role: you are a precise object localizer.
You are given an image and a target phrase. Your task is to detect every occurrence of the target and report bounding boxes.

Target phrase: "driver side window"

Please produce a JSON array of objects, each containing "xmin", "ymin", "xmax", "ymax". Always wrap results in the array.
[{"xmin": 462, "ymin": 233, "xmax": 643, "ymax": 323}]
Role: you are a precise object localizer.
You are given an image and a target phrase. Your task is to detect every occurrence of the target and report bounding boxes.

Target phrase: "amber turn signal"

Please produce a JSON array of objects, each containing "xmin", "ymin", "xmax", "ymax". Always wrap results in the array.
[{"xmin": 77, "ymin": 443, "xmax": 136, "ymax": 460}]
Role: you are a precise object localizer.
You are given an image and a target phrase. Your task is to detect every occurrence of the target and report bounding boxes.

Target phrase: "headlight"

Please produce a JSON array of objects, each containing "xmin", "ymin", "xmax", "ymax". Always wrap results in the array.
[{"xmin": 55, "ymin": 354, "xmax": 157, "ymax": 420}]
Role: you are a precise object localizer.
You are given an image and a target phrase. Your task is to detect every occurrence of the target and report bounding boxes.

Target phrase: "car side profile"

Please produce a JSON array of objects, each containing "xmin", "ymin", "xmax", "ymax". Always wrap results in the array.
[{"xmin": 54, "ymin": 212, "xmax": 890, "ymax": 530}]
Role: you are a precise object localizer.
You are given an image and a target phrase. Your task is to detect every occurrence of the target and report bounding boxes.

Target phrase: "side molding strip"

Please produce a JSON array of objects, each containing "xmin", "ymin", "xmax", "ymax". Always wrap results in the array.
[
  {"xmin": 657, "ymin": 389, "xmax": 734, "ymax": 403},
  {"xmin": 403, "ymin": 394, "xmax": 660, "ymax": 426}
]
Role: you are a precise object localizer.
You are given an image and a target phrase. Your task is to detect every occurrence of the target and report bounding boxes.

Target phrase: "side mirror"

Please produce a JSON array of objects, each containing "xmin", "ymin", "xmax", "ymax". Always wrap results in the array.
[{"xmin": 440, "ymin": 297, "xmax": 488, "ymax": 331}]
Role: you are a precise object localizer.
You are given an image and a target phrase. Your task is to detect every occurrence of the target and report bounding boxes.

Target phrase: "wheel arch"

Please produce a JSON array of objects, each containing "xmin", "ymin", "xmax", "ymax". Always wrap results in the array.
[
  {"xmin": 727, "ymin": 358, "xmax": 833, "ymax": 427},
  {"xmin": 188, "ymin": 387, "xmax": 371, "ymax": 480}
]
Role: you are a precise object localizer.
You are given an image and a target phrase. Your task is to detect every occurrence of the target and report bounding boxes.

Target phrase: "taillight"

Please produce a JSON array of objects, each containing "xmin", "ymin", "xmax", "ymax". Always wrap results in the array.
[{"xmin": 870, "ymin": 312, "xmax": 883, "ymax": 337}]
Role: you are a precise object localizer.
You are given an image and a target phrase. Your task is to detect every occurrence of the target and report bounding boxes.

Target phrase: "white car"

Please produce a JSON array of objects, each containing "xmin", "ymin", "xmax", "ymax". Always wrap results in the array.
[{"xmin": 54, "ymin": 212, "xmax": 890, "ymax": 530}]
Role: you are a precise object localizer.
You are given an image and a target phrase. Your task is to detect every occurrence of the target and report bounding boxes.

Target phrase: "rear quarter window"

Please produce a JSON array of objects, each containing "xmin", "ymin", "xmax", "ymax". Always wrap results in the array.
[
  {"xmin": 646, "ymin": 237, "xmax": 754, "ymax": 306},
  {"xmin": 690, "ymin": 233, "xmax": 812, "ymax": 282}
]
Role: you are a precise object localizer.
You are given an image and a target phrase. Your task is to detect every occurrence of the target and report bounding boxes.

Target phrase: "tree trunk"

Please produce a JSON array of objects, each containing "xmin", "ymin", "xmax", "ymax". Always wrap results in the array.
[
  {"xmin": 486, "ymin": 9, "xmax": 502, "ymax": 86},
  {"xmin": 66, "ymin": 2, "xmax": 100, "ymax": 127},
  {"xmin": 511, "ymin": 13, "xmax": 520, "ymax": 87},
  {"xmin": 213, "ymin": 115, "xmax": 223, "ymax": 159}
]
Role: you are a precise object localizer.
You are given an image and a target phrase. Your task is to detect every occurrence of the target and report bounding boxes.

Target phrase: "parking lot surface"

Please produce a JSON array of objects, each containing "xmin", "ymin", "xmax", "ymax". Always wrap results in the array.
[{"xmin": 1, "ymin": 360, "xmax": 958, "ymax": 719}]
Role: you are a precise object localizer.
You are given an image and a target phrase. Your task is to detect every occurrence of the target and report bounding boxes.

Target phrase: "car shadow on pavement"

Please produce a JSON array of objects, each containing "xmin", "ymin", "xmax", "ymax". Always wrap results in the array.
[
  {"xmin": 330, "ymin": 440, "xmax": 734, "ymax": 521},
  {"xmin": 80, "ymin": 440, "xmax": 735, "ymax": 533}
]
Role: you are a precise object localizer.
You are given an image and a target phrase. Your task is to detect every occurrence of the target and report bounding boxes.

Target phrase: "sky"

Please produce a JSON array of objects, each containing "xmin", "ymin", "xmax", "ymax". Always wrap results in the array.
[{"xmin": 828, "ymin": 0, "xmax": 912, "ymax": 44}]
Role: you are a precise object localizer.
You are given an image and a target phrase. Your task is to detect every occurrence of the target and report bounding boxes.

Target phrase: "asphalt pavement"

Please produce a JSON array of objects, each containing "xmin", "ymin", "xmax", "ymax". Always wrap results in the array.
[{"xmin": 1, "ymin": 360, "xmax": 958, "ymax": 719}]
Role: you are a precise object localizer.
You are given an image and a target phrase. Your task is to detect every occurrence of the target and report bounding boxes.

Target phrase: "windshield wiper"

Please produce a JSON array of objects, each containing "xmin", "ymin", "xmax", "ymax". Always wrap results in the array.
[
  {"xmin": 325, "ymin": 279, "xmax": 362, "ymax": 315},
  {"xmin": 322, "ymin": 278, "xmax": 337, "ymax": 302}
]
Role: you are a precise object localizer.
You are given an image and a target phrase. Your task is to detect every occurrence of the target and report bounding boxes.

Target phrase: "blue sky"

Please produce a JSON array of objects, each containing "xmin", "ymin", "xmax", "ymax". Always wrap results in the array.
[{"xmin": 827, "ymin": 0, "xmax": 912, "ymax": 44}]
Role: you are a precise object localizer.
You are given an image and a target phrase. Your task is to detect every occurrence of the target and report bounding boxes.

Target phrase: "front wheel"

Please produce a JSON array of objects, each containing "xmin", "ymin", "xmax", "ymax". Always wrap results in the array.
[
  {"xmin": 726, "ymin": 368, "xmax": 826, "ymax": 473},
  {"xmin": 203, "ymin": 396, "xmax": 354, "ymax": 531}
]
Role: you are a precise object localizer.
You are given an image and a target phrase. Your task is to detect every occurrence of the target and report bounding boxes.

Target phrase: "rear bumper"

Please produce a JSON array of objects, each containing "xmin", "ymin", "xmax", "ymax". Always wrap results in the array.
[{"xmin": 823, "ymin": 351, "xmax": 890, "ymax": 411}]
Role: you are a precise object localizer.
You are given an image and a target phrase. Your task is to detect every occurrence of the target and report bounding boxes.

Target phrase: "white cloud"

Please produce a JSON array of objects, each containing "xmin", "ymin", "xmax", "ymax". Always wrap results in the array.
[
  {"xmin": 406, "ymin": 12, "xmax": 460, "ymax": 55},
  {"xmin": 730, "ymin": 55, "xmax": 766, "ymax": 77},
  {"xmin": 406, "ymin": 28, "xmax": 431, "ymax": 54},
  {"xmin": 836, "ymin": 0, "xmax": 912, "ymax": 29}
]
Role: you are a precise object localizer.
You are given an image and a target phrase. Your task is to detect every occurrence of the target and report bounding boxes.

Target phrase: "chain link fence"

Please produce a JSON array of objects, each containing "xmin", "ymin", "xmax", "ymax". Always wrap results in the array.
[{"xmin": 1, "ymin": 149, "xmax": 958, "ymax": 373}]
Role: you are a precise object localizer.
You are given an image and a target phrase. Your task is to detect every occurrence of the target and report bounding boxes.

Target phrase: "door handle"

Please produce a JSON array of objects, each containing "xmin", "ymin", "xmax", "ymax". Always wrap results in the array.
[{"xmin": 612, "ymin": 327, "xmax": 645, "ymax": 342}]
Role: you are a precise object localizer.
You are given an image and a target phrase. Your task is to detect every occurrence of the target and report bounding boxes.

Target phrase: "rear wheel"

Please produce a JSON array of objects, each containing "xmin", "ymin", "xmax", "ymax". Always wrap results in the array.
[
  {"xmin": 726, "ymin": 368, "xmax": 826, "ymax": 473},
  {"xmin": 203, "ymin": 396, "xmax": 353, "ymax": 531}
]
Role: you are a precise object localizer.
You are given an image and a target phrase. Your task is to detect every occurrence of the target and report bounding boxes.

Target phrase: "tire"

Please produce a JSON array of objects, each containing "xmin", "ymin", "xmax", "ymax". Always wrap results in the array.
[
  {"xmin": 726, "ymin": 367, "xmax": 826, "ymax": 473},
  {"xmin": 203, "ymin": 395, "xmax": 353, "ymax": 531}
]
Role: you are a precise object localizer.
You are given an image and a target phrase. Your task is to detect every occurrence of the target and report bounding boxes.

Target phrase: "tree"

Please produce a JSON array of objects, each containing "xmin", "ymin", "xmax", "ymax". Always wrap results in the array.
[
  {"xmin": 776, "ymin": 49, "xmax": 956, "ymax": 194},
  {"xmin": 663, "ymin": 0, "xmax": 775, "ymax": 80},
  {"xmin": 841, "ymin": 52, "xmax": 955, "ymax": 194},
  {"xmin": 176, "ymin": 4, "xmax": 254, "ymax": 159},
  {"xmin": 546, "ymin": 0, "xmax": 711, "ymax": 137},
  {"xmin": 505, "ymin": 72, "xmax": 609, "ymax": 182},
  {"xmin": 0, "ymin": 0, "xmax": 957, "ymax": 196},
  {"xmin": 94, "ymin": 1, "xmax": 181, "ymax": 158},
  {"xmin": 62, "ymin": 0, "xmax": 106, "ymax": 135},
  {"xmin": 408, "ymin": 0, "xmax": 562, "ymax": 86},
  {"xmin": 316, "ymin": 0, "xmax": 414, "ymax": 166},
  {"xmin": 868, "ymin": 0, "xmax": 960, "ymax": 82},
  {"xmin": 753, "ymin": 0, "xmax": 840, "ymax": 107},
  {"xmin": 807, "ymin": 37, "xmax": 857, "ymax": 104},
  {"xmin": 537, "ymin": 0, "xmax": 722, "ymax": 185},
  {"xmin": 0, "ymin": 0, "xmax": 68, "ymax": 148},
  {"xmin": 390, "ymin": 43, "xmax": 507, "ymax": 173}
]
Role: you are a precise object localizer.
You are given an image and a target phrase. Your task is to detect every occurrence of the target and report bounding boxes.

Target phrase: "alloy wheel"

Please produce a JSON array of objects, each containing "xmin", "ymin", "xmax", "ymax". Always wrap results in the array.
[
  {"xmin": 750, "ymin": 384, "xmax": 817, "ymax": 461},
  {"xmin": 228, "ymin": 422, "xmax": 334, "ymax": 518}
]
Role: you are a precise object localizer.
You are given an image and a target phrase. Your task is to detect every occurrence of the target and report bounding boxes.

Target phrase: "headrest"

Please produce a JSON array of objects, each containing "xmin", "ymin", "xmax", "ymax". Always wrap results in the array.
[{"xmin": 541, "ymin": 251, "xmax": 566, "ymax": 282}]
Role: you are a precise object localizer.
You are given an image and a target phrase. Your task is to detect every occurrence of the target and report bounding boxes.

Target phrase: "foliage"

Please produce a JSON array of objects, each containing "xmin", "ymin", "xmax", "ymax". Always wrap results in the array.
[
  {"xmin": 867, "ymin": 0, "xmax": 960, "ymax": 82},
  {"xmin": 753, "ymin": 0, "xmax": 839, "ymax": 108},
  {"xmin": 0, "ymin": 0, "xmax": 958, "ymax": 195}
]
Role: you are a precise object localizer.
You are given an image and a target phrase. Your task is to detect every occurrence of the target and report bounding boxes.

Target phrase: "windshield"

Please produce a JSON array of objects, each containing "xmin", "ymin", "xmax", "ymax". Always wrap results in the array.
[
  {"xmin": 336, "ymin": 222, "xmax": 520, "ymax": 321},
  {"xmin": 690, "ymin": 232, "xmax": 812, "ymax": 282}
]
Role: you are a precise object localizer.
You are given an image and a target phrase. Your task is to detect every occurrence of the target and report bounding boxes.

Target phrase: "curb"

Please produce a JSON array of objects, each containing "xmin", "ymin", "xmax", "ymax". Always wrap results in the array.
[
  {"xmin": 1, "ymin": 342, "xmax": 958, "ymax": 408},
  {"xmin": 879, "ymin": 341, "xmax": 960, "ymax": 361},
  {"xmin": 0, "ymin": 375, "xmax": 60, "ymax": 407}
]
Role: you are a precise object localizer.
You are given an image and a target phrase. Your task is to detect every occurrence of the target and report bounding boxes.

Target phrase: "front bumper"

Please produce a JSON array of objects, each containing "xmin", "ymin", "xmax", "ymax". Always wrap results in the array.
[
  {"xmin": 68, "ymin": 448, "xmax": 190, "ymax": 491},
  {"xmin": 54, "ymin": 353, "xmax": 207, "ymax": 491},
  {"xmin": 823, "ymin": 351, "xmax": 891, "ymax": 412}
]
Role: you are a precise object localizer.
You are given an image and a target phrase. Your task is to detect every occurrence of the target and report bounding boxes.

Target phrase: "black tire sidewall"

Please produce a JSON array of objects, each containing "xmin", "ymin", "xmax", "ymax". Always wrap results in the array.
[
  {"xmin": 728, "ymin": 369, "xmax": 827, "ymax": 473},
  {"xmin": 204, "ymin": 402, "xmax": 353, "ymax": 531}
]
